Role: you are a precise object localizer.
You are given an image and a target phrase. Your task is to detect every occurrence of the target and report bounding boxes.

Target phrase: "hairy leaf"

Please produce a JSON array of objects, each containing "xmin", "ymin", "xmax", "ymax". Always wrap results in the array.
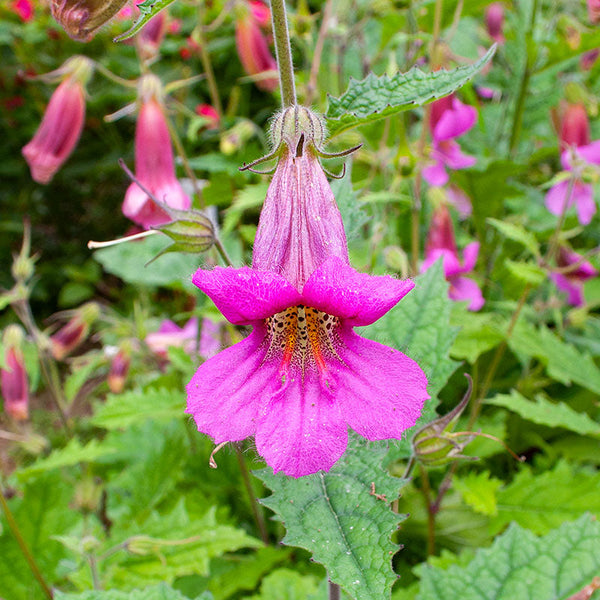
[
  {"xmin": 256, "ymin": 435, "xmax": 405, "ymax": 600},
  {"xmin": 326, "ymin": 46, "xmax": 496, "ymax": 137},
  {"xmin": 453, "ymin": 471, "xmax": 503, "ymax": 517},
  {"xmin": 55, "ymin": 583, "xmax": 210, "ymax": 599},
  {"xmin": 487, "ymin": 390, "xmax": 600, "ymax": 437},
  {"xmin": 245, "ymin": 568, "xmax": 320, "ymax": 600},
  {"xmin": 114, "ymin": 0, "xmax": 176, "ymax": 42},
  {"xmin": 418, "ymin": 514, "xmax": 600, "ymax": 600}
]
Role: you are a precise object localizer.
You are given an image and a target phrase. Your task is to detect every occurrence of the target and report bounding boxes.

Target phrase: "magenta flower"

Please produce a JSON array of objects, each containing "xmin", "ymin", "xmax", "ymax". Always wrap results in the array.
[
  {"xmin": 544, "ymin": 141, "xmax": 600, "ymax": 226},
  {"xmin": 22, "ymin": 56, "xmax": 93, "ymax": 184},
  {"xmin": 485, "ymin": 3, "xmax": 505, "ymax": 44},
  {"xmin": 1, "ymin": 326, "xmax": 29, "ymax": 421},
  {"xmin": 122, "ymin": 75, "xmax": 191, "ymax": 228},
  {"xmin": 550, "ymin": 247, "xmax": 597, "ymax": 307},
  {"xmin": 422, "ymin": 95, "xmax": 477, "ymax": 186},
  {"xmin": 422, "ymin": 204, "xmax": 483, "ymax": 311},
  {"xmin": 187, "ymin": 106, "xmax": 428, "ymax": 477},
  {"xmin": 147, "ymin": 317, "xmax": 222, "ymax": 359},
  {"xmin": 589, "ymin": 0, "xmax": 600, "ymax": 24},
  {"xmin": 11, "ymin": 0, "xmax": 33, "ymax": 21}
]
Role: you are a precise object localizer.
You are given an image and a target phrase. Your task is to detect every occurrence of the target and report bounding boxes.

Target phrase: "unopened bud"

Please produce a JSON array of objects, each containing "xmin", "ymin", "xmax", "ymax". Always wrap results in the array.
[
  {"xmin": 51, "ymin": 0, "xmax": 129, "ymax": 42},
  {"xmin": 50, "ymin": 302, "xmax": 100, "ymax": 360},
  {"xmin": 485, "ymin": 3, "xmax": 504, "ymax": 44},
  {"xmin": 220, "ymin": 120, "xmax": 255, "ymax": 155},
  {"xmin": 126, "ymin": 535, "xmax": 159, "ymax": 556},
  {"xmin": 270, "ymin": 105, "xmax": 327, "ymax": 155},
  {"xmin": 1, "ymin": 325, "xmax": 29, "ymax": 421},
  {"xmin": 107, "ymin": 342, "xmax": 131, "ymax": 394},
  {"xmin": 74, "ymin": 477, "xmax": 102, "ymax": 513},
  {"xmin": 152, "ymin": 208, "xmax": 215, "ymax": 256},
  {"xmin": 560, "ymin": 103, "xmax": 590, "ymax": 150}
]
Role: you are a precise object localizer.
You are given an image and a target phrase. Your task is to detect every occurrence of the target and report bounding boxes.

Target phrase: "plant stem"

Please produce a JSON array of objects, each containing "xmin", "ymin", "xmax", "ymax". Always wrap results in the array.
[
  {"xmin": 0, "ymin": 487, "xmax": 53, "ymax": 599},
  {"xmin": 214, "ymin": 238, "xmax": 234, "ymax": 267},
  {"xmin": 235, "ymin": 446, "xmax": 269, "ymax": 545},
  {"xmin": 419, "ymin": 463, "xmax": 436, "ymax": 555},
  {"xmin": 328, "ymin": 581, "xmax": 341, "ymax": 600},
  {"xmin": 270, "ymin": 0, "xmax": 297, "ymax": 107}
]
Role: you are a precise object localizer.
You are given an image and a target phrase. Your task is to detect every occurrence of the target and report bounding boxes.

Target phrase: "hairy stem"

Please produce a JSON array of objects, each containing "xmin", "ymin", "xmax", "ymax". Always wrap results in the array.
[{"xmin": 270, "ymin": 0, "xmax": 297, "ymax": 106}]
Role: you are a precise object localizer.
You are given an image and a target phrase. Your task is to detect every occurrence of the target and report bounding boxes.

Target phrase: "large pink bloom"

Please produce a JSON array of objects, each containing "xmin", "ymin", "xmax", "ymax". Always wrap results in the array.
[
  {"xmin": 422, "ymin": 204, "xmax": 483, "ymax": 311},
  {"xmin": 422, "ymin": 95, "xmax": 477, "ymax": 186},
  {"xmin": 123, "ymin": 88, "xmax": 191, "ymax": 228},
  {"xmin": 544, "ymin": 140, "xmax": 600, "ymax": 226},
  {"xmin": 550, "ymin": 247, "xmax": 597, "ymax": 307},
  {"xmin": 22, "ymin": 77, "xmax": 86, "ymax": 184},
  {"xmin": 186, "ymin": 257, "xmax": 428, "ymax": 478}
]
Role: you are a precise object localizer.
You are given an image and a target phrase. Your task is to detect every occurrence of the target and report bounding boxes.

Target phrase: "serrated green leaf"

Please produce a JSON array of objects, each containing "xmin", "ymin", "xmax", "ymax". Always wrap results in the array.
[
  {"xmin": 503, "ymin": 259, "xmax": 545, "ymax": 285},
  {"xmin": 114, "ymin": 0, "xmax": 176, "ymax": 42},
  {"xmin": 244, "ymin": 568, "xmax": 320, "ymax": 600},
  {"xmin": 17, "ymin": 438, "xmax": 118, "ymax": 480},
  {"xmin": 486, "ymin": 218, "xmax": 540, "ymax": 257},
  {"xmin": 450, "ymin": 309, "xmax": 504, "ymax": 364},
  {"xmin": 325, "ymin": 46, "xmax": 495, "ymax": 137},
  {"xmin": 453, "ymin": 471, "xmax": 502, "ymax": 517},
  {"xmin": 55, "ymin": 583, "xmax": 208, "ymax": 599},
  {"xmin": 256, "ymin": 435, "xmax": 405, "ymax": 600},
  {"xmin": 418, "ymin": 514, "xmax": 600, "ymax": 600},
  {"xmin": 487, "ymin": 390, "xmax": 600, "ymax": 437},
  {"xmin": 490, "ymin": 462, "xmax": 600, "ymax": 536},
  {"xmin": 91, "ymin": 387, "xmax": 185, "ymax": 430},
  {"xmin": 330, "ymin": 165, "xmax": 369, "ymax": 240}
]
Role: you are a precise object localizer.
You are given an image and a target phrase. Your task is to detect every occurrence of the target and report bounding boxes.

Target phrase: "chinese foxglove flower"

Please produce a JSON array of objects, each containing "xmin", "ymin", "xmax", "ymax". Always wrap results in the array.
[
  {"xmin": 422, "ymin": 95, "xmax": 477, "ymax": 187},
  {"xmin": 22, "ymin": 56, "xmax": 93, "ymax": 184},
  {"xmin": 550, "ymin": 247, "xmax": 597, "ymax": 307},
  {"xmin": 122, "ymin": 74, "xmax": 191, "ymax": 228},
  {"xmin": 422, "ymin": 204, "xmax": 483, "ymax": 311},
  {"xmin": 235, "ymin": 0, "xmax": 278, "ymax": 92},
  {"xmin": 1, "ymin": 326, "xmax": 29, "ymax": 421},
  {"xmin": 187, "ymin": 106, "xmax": 428, "ymax": 477}
]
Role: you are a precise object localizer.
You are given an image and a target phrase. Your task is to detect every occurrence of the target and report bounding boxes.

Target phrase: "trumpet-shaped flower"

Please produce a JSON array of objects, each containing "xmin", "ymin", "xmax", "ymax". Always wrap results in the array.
[
  {"xmin": 550, "ymin": 247, "xmax": 597, "ymax": 307},
  {"xmin": 22, "ymin": 56, "xmax": 93, "ymax": 184},
  {"xmin": 422, "ymin": 95, "xmax": 477, "ymax": 187},
  {"xmin": 422, "ymin": 204, "xmax": 483, "ymax": 311},
  {"xmin": 1, "ymin": 326, "xmax": 29, "ymax": 421},
  {"xmin": 122, "ymin": 75, "xmax": 191, "ymax": 228},
  {"xmin": 187, "ymin": 106, "xmax": 428, "ymax": 477}
]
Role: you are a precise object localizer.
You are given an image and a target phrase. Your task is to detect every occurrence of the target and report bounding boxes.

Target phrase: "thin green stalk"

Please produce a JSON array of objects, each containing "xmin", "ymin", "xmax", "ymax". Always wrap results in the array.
[
  {"xmin": 194, "ymin": 5, "xmax": 223, "ymax": 119},
  {"xmin": 419, "ymin": 463, "xmax": 436, "ymax": 556},
  {"xmin": 0, "ymin": 488, "xmax": 53, "ymax": 599},
  {"xmin": 214, "ymin": 238, "xmax": 234, "ymax": 267},
  {"xmin": 270, "ymin": 0, "xmax": 297, "ymax": 106}
]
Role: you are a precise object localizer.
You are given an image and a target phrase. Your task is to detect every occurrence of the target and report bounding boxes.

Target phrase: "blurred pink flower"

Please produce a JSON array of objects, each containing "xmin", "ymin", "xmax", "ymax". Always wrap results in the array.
[
  {"xmin": 195, "ymin": 103, "xmax": 220, "ymax": 130},
  {"xmin": 581, "ymin": 49, "xmax": 600, "ymax": 71},
  {"xmin": 550, "ymin": 247, "xmax": 597, "ymax": 306},
  {"xmin": 485, "ymin": 3, "xmax": 505, "ymax": 44},
  {"xmin": 422, "ymin": 204, "xmax": 483, "ymax": 311},
  {"xmin": 22, "ymin": 57, "xmax": 93, "ymax": 184},
  {"xmin": 137, "ymin": 10, "xmax": 167, "ymax": 60},
  {"xmin": 1, "ymin": 327, "xmax": 29, "ymax": 421},
  {"xmin": 422, "ymin": 95, "xmax": 477, "ymax": 186},
  {"xmin": 249, "ymin": 0, "xmax": 271, "ymax": 27},
  {"xmin": 588, "ymin": 0, "xmax": 600, "ymax": 24},
  {"xmin": 11, "ymin": 0, "xmax": 34, "ymax": 21},
  {"xmin": 559, "ymin": 103, "xmax": 590, "ymax": 151},
  {"xmin": 50, "ymin": 302, "xmax": 99, "ymax": 361},
  {"xmin": 446, "ymin": 185, "xmax": 472, "ymax": 218},
  {"xmin": 147, "ymin": 317, "xmax": 222, "ymax": 359},
  {"xmin": 235, "ymin": 1, "xmax": 278, "ymax": 92},
  {"xmin": 107, "ymin": 344, "xmax": 131, "ymax": 393},
  {"xmin": 122, "ymin": 75, "xmax": 191, "ymax": 228}
]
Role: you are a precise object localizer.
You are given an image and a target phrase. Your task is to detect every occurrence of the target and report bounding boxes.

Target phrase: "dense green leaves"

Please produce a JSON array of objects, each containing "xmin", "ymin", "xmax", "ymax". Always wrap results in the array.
[
  {"xmin": 257, "ymin": 436, "xmax": 405, "ymax": 600},
  {"xmin": 418, "ymin": 515, "xmax": 600, "ymax": 600},
  {"xmin": 326, "ymin": 46, "xmax": 496, "ymax": 137}
]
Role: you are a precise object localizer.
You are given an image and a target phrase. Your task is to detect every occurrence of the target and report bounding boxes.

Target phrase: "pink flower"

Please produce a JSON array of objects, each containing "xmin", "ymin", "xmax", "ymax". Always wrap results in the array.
[
  {"xmin": 136, "ymin": 10, "xmax": 167, "ymax": 60},
  {"xmin": 122, "ymin": 75, "xmax": 191, "ymax": 228},
  {"xmin": 550, "ymin": 247, "xmax": 597, "ymax": 307},
  {"xmin": 147, "ymin": 317, "xmax": 222, "ymax": 359},
  {"xmin": 195, "ymin": 104, "xmax": 220, "ymax": 130},
  {"xmin": 235, "ymin": 1, "xmax": 278, "ymax": 92},
  {"xmin": 560, "ymin": 104, "xmax": 590, "ymax": 150},
  {"xmin": 50, "ymin": 302, "xmax": 99, "ymax": 360},
  {"xmin": 187, "ymin": 107, "xmax": 428, "ymax": 477},
  {"xmin": 485, "ymin": 3, "xmax": 505, "ymax": 44},
  {"xmin": 545, "ymin": 140, "xmax": 600, "ymax": 226},
  {"xmin": 22, "ymin": 57, "xmax": 93, "ymax": 184},
  {"xmin": 422, "ymin": 95, "xmax": 477, "ymax": 186},
  {"xmin": 589, "ymin": 0, "xmax": 600, "ymax": 24},
  {"xmin": 11, "ymin": 0, "xmax": 34, "ymax": 21},
  {"xmin": 581, "ymin": 49, "xmax": 600, "ymax": 71},
  {"xmin": 421, "ymin": 204, "xmax": 483, "ymax": 311},
  {"xmin": 1, "ymin": 327, "xmax": 29, "ymax": 421},
  {"xmin": 249, "ymin": 0, "xmax": 271, "ymax": 27},
  {"xmin": 107, "ymin": 343, "xmax": 131, "ymax": 394}
]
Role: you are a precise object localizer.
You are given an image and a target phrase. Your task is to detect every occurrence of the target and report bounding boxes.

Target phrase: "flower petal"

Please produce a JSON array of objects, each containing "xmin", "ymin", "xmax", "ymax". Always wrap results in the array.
[
  {"xmin": 438, "ymin": 140, "xmax": 476, "ymax": 170},
  {"xmin": 572, "ymin": 182, "xmax": 597, "ymax": 225},
  {"xmin": 301, "ymin": 257, "xmax": 414, "ymax": 327},
  {"xmin": 545, "ymin": 180, "xmax": 573, "ymax": 216},
  {"xmin": 186, "ymin": 329, "xmax": 270, "ymax": 443},
  {"xmin": 192, "ymin": 266, "xmax": 302, "ymax": 325},
  {"xmin": 254, "ymin": 372, "xmax": 348, "ymax": 477},
  {"xmin": 449, "ymin": 276, "xmax": 484, "ymax": 311},
  {"xmin": 333, "ymin": 329, "xmax": 428, "ymax": 440},
  {"xmin": 433, "ymin": 99, "xmax": 477, "ymax": 141},
  {"xmin": 551, "ymin": 273, "xmax": 584, "ymax": 307},
  {"xmin": 461, "ymin": 241, "xmax": 480, "ymax": 273},
  {"xmin": 576, "ymin": 140, "xmax": 600, "ymax": 166},
  {"xmin": 422, "ymin": 161, "xmax": 449, "ymax": 186}
]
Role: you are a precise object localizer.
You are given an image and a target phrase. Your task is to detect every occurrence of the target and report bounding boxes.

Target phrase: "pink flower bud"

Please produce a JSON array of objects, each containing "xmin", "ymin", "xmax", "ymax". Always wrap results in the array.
[
  {"xmin": 11, "ymin": 0, "xmax": 34, "ymax": 21},
  {"xmin": 51, "ymin": 0, "xmax": 129, "ymax": 42},
  {"xmin": 589, "ymin": 0, "xmax": 600, "ymax": 24},
  {"xmin": 107, "ymin": 344, "xmax": 130, "ymax": 393},
  {"xmin": 249, "ymin": 0, "xmax": 271, "ymax": 27},
  {"xmin": 551, "ymin": 247, "xmax": 597, "ymax": 307},
  {"xmin": 22, "ymin": 56, "xmax": 93, "ymax": 184},
  {"xmin": 1, "ymin": 326, "xmax": 29, "ymax": 421},
  {"xmin": 560, "ymin": 104, "xmax": 590, "ymax": 150},
  {"xmin": 581, "ymin": 48, "xmax": 600, "ymax": 71},
  {"xmin": 485, "ymin": 3, "xmax": 505, "ymax": 44},
  {"xmin": 50, "ymin": 302, "xmax": 99, "ymax": 361},
  {"xmin": 235, "ymin": 2, "xmax": 278, "ymax": 92},
  {"xmin": 122, "ymin": 75, "xmax": 191, "ymax": 228},
  {"xmin": 137, "ymin": 11, "xmax": 167, "ymax": 61},
  {"xmin": 195, "ymin": 104, "xmax": 220, "ymax": 130}
]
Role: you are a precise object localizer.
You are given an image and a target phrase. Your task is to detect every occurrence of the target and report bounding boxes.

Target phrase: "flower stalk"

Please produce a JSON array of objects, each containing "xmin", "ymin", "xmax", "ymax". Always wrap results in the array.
[{"xmin": 270, "ymin": 0, "xmax": 296, "ymax": 106}]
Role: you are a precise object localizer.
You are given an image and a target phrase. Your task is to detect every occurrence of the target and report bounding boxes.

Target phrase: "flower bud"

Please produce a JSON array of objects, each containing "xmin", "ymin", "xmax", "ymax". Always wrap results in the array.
[
  {"xmin": 11, "ymin": 0, "xmax": 34, "ymax": 22},
  {"xmin": 195, "ymin": 104, "xmax": 220, "ymax": 130},
  {"xmin": 485, "ymin": 3, "xmax": 505, "ymax": 44},
  {"xmin": 1, "ymin": 325, "xmax": 29, "ymax": 421},
  {"xmin": 560, "ymin": 103, "xmax": 590, "ymax": 150},
  {"xmin": 50, "ymin": 302, "xmax": 100, "ymax": 360},
  {"xmin": 51, "ymin": 0, "xmax": 129, "ymax": 42},
  {"xmin": 107, "ymin": 342, "xmax": 131, "ymax": 394},
  {"xmin": 136, "ymin": 10, "xmax": 167, "ymax": 61},
  {"xmin": 220, "ymin": 120, "xmax": 255, "ymax": 155}
]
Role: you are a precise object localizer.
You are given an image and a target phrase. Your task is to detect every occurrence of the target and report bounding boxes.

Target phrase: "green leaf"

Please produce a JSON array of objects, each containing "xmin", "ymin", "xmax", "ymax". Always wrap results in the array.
[
  {"xmin": 114, "ymin": 0, "xmax": 176, "ymax": 42},
  {"xmin": 244, "ymin": 568, "xmax": 320, "ymax": 600},
  {"xmin": 503, "ymin": 259, "xmax": 545, "ymax": 286},
  {"xmin": 223, "ymin": 183, "xmax": 268, "ymax": 233},
  {"xmin": 453, "ymin": 471, "xmax": 502, "ymax": 517},
  {"xmin": 418, "ymin": 514, "xmax": 600, "ymax": 600},
  {"xmin": 486, "ymin": 218, "xmax": 540, "ymax": 258},
  {"xmin": 362, "ymin": 261, "xmax": 459, "ymax": 456},
  {"xmin": 490, "ymin": 462, "xmax": 600, "ymax": 536},
  {"xmin": 106, "ymin": 502, "xmax": 261, "ymax": 589},
  {"xmin": 64, "ymin": 353, "xmax": 106, "ymax": 402},
  {"xmin": 325, "ymin": 46, "xmax": 496, "ymax": 137},
  {"xmin": 256, "ymin": 435, "xmax": 405, "ymax": 600},
  {"xmin": 55, "ymin": 583, "xmax": 208, "ymax": 599},
  {"xmin": 450, "ymin": 310, "xmax": 504, "ymax": 364},
  {"xmin": 330, "ymin": 165, "xmax": 369, "ymax": 241},
  {"xmin": 17, "ymin": 438, "xmax": 118, "ymax": 480},
  {"xmin": 90, "ymin": 387, "xmax": 185, "ymax": 430},
  {"xmin": 487, "ymin": 390, "xmax": 600, "ymax": 437}
]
